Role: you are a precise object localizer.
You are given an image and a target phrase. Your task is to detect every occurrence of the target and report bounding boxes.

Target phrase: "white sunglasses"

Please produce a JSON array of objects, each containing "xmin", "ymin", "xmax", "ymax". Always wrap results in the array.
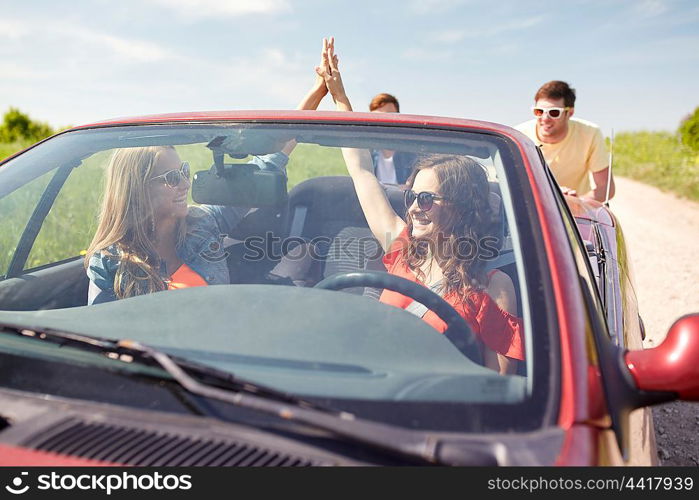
[{"xmin": 532, "ymin": 106, "xmax": 571, "ymax": 119}]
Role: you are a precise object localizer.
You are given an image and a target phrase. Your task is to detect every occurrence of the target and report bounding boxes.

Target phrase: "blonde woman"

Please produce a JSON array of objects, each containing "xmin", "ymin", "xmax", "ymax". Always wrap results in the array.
[
  {"xmin": 84, "ymin": 145, "xmax": 289, "ymax": 304},
  {"xmin": 85, "ymin": 43, "xmax": 334, "ymax": 304}
]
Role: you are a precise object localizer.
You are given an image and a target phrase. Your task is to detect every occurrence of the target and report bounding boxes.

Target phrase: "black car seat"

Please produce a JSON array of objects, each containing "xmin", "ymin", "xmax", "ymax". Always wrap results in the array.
[
  {"xmin": 482, "ymin": 181, "xmax": 521, "ymax": 314},
  {"xmin": 274, "ymin": 176, "xmax": 403, "ymax": 294}
]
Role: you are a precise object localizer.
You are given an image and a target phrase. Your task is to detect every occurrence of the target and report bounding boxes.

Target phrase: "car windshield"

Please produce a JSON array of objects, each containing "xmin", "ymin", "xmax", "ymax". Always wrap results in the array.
[{"xmin": 0, "ymin": 121, "xmax": 554, "ymax": 434}]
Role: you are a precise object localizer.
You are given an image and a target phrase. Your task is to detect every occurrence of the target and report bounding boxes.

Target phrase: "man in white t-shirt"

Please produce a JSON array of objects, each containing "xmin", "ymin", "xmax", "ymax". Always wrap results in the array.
[
  {"xmin": 369, "ymin": 93, "xmax": 416, "ymax": 185},
  {"xmin": 515, "ymin": 81, "xmax": 615, "ymax": 202}
]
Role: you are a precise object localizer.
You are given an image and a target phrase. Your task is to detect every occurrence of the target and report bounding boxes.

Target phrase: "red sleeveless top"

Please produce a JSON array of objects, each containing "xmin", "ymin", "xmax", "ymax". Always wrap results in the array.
[{"xmin": 379, "ymin": 229, "xmax": 525, "ymax": 360}]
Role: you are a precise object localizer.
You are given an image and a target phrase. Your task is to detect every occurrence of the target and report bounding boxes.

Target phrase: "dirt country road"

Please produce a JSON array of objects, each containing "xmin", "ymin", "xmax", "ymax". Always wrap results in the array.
[{"xmin": 611, "ymin": 176, "xmax": 699, "ymax": 466}]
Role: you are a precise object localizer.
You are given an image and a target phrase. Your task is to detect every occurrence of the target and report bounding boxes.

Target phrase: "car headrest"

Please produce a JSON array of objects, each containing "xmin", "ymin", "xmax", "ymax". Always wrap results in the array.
[{"xmin": 288, "ymin": 176, "xmax": 404, "ymax": 239}]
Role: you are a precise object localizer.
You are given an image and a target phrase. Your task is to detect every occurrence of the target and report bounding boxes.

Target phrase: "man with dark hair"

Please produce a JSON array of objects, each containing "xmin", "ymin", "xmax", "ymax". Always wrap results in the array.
[
  {"xmin": 516, "ymin": 81, "xmax": 615, "ymax": 201},
  {"xmin": 368, "ymin": 92, "xmax": 416, "ymax": 184}
]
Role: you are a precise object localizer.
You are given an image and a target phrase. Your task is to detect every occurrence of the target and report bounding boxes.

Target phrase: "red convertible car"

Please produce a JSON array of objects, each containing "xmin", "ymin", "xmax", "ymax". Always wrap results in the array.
[{"xmin": 0, "ymin": 111, "xmax": 697, "ymax": 466}]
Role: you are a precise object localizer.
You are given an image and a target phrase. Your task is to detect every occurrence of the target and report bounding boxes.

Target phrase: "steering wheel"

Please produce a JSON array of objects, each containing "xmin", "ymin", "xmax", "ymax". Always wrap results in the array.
[{"xmin": 314, "ymin": 271, "xmax": 483, "ymax": 365}]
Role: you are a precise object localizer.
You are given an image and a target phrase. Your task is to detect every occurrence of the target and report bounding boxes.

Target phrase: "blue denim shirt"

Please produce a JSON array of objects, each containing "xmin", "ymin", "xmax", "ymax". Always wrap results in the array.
[{"xmin": 87, "ymin": 153, "xmax": 288, "ymax": 304}]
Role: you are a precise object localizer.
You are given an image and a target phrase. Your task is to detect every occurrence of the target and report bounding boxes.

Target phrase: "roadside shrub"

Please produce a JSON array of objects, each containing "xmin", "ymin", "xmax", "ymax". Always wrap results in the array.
[
  {"xmin": 679, "ymin": 106, "xmax": 699, "ymax": 153},
  {"xmin": 0, "ymin": 107, "xmax": 55, "ymax": 143}
]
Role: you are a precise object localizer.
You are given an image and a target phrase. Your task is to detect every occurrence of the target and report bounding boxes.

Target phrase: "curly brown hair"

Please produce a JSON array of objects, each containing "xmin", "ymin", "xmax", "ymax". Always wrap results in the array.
[{"xmin": 403, "ymin": 155, "xmax": 495, "ymax": 299}]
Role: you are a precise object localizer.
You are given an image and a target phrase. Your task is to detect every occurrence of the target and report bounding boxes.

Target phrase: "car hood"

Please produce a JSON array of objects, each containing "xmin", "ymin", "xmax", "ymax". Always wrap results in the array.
[{"xmin": 0, "ymin": 286, "xmax": 523, "ymax": 402}]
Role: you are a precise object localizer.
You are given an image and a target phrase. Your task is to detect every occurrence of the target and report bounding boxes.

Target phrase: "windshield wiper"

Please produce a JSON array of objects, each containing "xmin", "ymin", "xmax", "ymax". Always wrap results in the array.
[
  {"xmin": 0, "ymin": 321, "xmax": 336, "ymax": 413},
  {"xmin": 0, "ymin": 322, "xmax": 497, "ymax": 465}
]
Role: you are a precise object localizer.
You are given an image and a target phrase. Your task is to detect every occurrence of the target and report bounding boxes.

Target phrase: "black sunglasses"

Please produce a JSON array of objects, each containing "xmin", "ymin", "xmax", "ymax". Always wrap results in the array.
[
  {"xmin": 404, "ymin": 189, "xmax": 447, "ymax": 211},
  {"xmin": 150, "ymin": 162, "xmax": 190, "ymax": 188}
]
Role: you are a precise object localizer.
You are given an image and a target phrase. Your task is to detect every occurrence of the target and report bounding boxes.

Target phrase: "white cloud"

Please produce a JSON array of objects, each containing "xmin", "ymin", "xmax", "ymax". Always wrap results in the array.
[
  {"xmin": 427, "ymin": 16, "xmax": 543, "ymax": 45},
  {"xmin": 400, "ymin": 47, "xmax": 454, "ymax": 61},
  {"xmin": 83, "ymin": 46, "xmax": 318, "ymax": 111},
  {"xmin": 176, "ymin": 48, "xmax": 367, "ymax": 110},
  {"xmin": 60, "ymin": 27, "xmax": 173, "ymax": 63},
  {"xmin": 146, "ymin": 0, "xmax": 291, "ymax": 18},
  {"xmin": 0, "ymin": 62, "xmax": 43, "ymax": 80},
  {"xmin": 408, "ymin": 0, "xmax": 467, "ymax": 15},
  {"xmin": 430, "ymin": 30, "xmax": 466, "ymax": 43},
  {"xmin": 0, "ymin": 19, "xmax": 29, "ymax": 39},
  {"xmin": 634, "ymin": 0, "xmax": 669, "ymax": 17},
  {"xmin": 467, "ymin": 16, "xmax": 543, "ymax": 37},
  {"xmin": 490, "ymin": 43, "xmax": 519, "ymax": 56},
  {"xmin": 588, "ymin": 34, "xmax": 699, "ymax": 66},
  {"xmin": 208, "ymin": 48, "xmax": 309, "ymax": 102},
  {"xmin": 0, "ymin": 12, "xmax": 317, "ymax": 124},
  {"xmin": 0, "ymin": 18, "xmax": 173, "ymax": 63}
]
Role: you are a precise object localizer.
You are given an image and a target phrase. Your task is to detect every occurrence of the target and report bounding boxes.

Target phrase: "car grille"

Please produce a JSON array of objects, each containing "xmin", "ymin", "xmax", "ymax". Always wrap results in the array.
[{"xmin": 23, "ymin": 417, "xmax": 330, "ymax": 466}]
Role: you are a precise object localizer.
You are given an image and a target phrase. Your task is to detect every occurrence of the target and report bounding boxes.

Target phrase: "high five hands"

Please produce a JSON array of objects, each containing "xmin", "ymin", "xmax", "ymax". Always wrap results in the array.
[
  {"xmin": 295, "ymin": 37, "xmax": 353, "ymax": 113},
  {"xmin": 315, "ymin": 37, "xmax": 352, "ymax": 111},
  {"xmin": 291, "ymin": 37, "xmax": 352, "ymax": 151}
]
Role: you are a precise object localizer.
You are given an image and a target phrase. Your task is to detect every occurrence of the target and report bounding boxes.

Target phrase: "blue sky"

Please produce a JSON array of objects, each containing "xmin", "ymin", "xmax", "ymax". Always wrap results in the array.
[{"xmin": 1, "ymin": 0, "xmax": 697, "ymax": 137}]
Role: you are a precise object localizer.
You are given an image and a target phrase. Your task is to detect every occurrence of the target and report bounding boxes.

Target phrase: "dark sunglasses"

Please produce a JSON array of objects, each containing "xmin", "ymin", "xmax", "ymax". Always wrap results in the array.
[
  {"xmin": 150, "ymin": 162, "xmax": 190, "ymax": 188},
  {"xmin": 404, "ymin": 189, "xmax": 447, "ymax": 211}
]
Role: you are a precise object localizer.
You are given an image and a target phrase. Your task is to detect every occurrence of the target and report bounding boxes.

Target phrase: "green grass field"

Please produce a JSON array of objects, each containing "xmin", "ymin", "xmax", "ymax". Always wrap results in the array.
[
  {"xmin": 0, "ymin": 141, "xmax": 30, "ymax": 161},
  {"xmin": 612, "ymin": 131, "xmax": 699, "ymax": 201}
]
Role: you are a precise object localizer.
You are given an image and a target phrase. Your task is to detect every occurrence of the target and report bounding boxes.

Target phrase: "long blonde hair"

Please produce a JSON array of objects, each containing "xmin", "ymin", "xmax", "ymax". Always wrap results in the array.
[{"xmin": 84, "ymin": 146, "xmax": 186, "ymax": 299}]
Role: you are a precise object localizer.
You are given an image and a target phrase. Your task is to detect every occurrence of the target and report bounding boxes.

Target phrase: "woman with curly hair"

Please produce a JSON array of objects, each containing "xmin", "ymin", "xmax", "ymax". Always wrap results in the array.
[{"xmin": 317, "ymin": 38, "xmax": 523, "ymax": 373}]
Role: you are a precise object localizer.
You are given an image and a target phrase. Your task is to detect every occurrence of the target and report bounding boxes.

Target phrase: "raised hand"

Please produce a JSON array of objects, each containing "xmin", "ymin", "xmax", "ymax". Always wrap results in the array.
[
  {"xmin": 312, "ymin": 38, "xmax": 331, "ymax": 94},
  {"xmin": 316, "ymin": 37, "xmax": 352, "ymax": 111},
  {"xmin": 295, "ymin": 38, "xmax": 332, "ymax": 112}
]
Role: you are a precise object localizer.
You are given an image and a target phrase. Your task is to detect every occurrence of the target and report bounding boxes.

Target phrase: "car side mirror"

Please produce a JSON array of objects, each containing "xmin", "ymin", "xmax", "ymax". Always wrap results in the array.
[
  {"xmin": 191, "ymin": 163, "xmax": 287, "ymax": 207},
  {"xmin": 582, "ymin": 273, "xmax": 693, "ymax": 459},
  {"xmin": 625, "ymin": 313, "xmax": 699, "ymax": 401}
]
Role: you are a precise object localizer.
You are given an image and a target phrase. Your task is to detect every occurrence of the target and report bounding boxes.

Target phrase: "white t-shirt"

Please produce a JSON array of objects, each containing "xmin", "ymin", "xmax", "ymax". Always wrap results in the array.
[{"xmin": 375, "ymin": 153, "xmax": 398, "ymax": 185}]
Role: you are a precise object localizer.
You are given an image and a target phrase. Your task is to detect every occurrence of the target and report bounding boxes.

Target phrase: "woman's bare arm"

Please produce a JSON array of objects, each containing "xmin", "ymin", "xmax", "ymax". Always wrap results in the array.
[
  {"xmin": 340, "ymin": 148, "xmax": 405, "ymax": 251},
  {"xmin": 281, "ymin": 39, "xmax": 333, "ymax": 156},
  {"xmin": 485, "ymin": 270, "xmax": 519, "ymax": 375},
  {"xmin": 320, "ymin": 38, "xmax": 405, "ymax": 249}
]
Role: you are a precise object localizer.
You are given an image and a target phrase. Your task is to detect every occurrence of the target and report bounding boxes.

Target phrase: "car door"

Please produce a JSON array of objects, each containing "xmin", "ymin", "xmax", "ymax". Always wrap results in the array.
[{"xmin": 533, "ymin": 145, "xmax": 656, "ymax": 465}]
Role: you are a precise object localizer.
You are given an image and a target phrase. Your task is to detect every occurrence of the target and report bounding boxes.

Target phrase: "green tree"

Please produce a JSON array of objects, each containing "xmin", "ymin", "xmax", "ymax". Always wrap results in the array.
[
  {"xmin": 0, "ymin": 107, "xmax": 55, "ymax": 143},
  {"xmin": 679, "ymin": 106, "xmax": 699, "ymax": 153}
]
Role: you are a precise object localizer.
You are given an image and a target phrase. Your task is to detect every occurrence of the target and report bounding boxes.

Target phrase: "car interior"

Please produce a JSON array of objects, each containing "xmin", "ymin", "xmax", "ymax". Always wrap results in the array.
[{"xmin": 0, "ymin": 143, "xmax": 518, "ymax": 318}]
